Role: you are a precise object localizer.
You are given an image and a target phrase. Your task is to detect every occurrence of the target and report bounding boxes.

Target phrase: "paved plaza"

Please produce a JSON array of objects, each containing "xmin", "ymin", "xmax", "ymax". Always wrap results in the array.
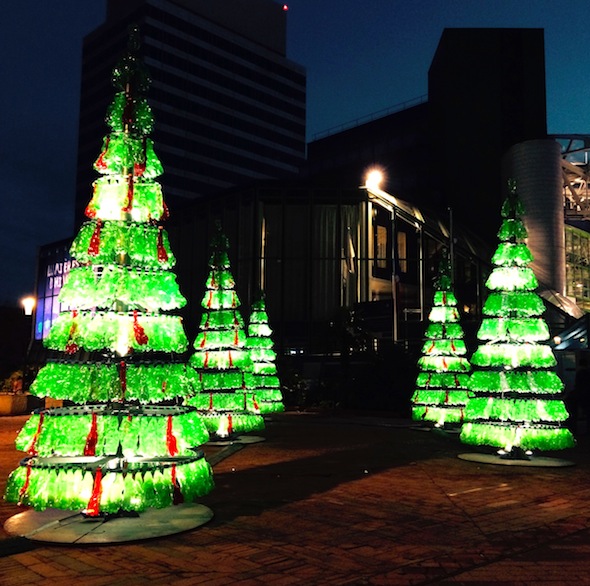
[{"xmin": 1, "ymin": 411, "xmax": 590, "ymax": 585}]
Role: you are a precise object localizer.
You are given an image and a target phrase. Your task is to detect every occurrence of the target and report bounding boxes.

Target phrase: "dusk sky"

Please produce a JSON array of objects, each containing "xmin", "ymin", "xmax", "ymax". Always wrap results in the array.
[{"xmin": 2, "ymin": 1, "xmax": 590, "ymax": 306}]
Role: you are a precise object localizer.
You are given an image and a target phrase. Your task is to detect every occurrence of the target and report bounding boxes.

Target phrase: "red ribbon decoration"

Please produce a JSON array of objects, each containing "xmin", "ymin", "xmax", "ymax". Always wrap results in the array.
[
  {"xmin": 84, "ymin": 413, "xmax": 98, "ymax": 456},
  {"xmin": 86, "ymin": 468, "xmax": 103, "ymax": 517},
  {"xmin": 204, "ymin": 352, "xmax": 209, "ymax": 368},
  {"xmin": 94, "ymin": 137, "xmax": 110, "ymax": 171},
  {"xmin": 208, "ymin": 392, "xmax": 214, "ymax": 410},
  {"xmin": 85, "ymin": 204, "xmax": 97, "ymax": 219},
  {"xmin": 157, "ymin": 227, "xmax": 169, "ymax": 263},
  {"xmin": 426, "ymin": 341, "xmax": 435, "ymax": 354},
  {"xmin": 19, "ymin": 465, "xmax": 32, "ymax": 500},
  {"xmin": 252, "ymin": 394, "xmax": 260, "ymax": 412},
  {"xmin": 166, "ymin": 415, "xmax": 179, "ymax": 456},
  {"xmin": 442, "ymin": 358, "xmax": 448, "ymax": 371},
  {"xmin": 27, "ymin": 413, "xmax": 45, "ymax": 456},
  {"xmin": 87, "ymin": 220, "xmax": 103, "ymax": 257},
  {"xmin": 122, "ymin": 175, "xmax": 134, "ymax": 213},
  {"xmin": 227, "ymin": 414, "xmax": 233, "ymax": 435},
  {"xmin": 171, "ymin": 465, "xmax": 183, "ymax": 505},
  {"xmin": 233, "ymin": 328, "xmax": 239, "ymax": 346},
  {"xmin": 134, "ymin": 137, "xmax": 147, "ymax": 176},
  {"xmin": 200, "ymin": 332, "xmax": 207, "ymax": 348},
  {"xmin": 65, "ymin": 310, "xmax": 79, "ymax": 355},
  {"xmin": 162, "ymin": 201, "xmax": 170, "ymax": 220},
  {"xmin": 228, "ymin": 350, "xmax": 234, "ymax": 368},
  {"xmin": 133, "ymin": 310, "xmax": 149, "ymax": 345}
]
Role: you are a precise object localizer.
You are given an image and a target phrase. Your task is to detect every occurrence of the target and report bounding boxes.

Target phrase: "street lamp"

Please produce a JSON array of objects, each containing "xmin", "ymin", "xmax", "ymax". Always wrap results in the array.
[
  {"xmin": 21, "ymin": 296, "xmax": 36, "ymax": 317},
  {"xmin": 364, "ymin": 168, "xmax": 384, "ymax": 191}
]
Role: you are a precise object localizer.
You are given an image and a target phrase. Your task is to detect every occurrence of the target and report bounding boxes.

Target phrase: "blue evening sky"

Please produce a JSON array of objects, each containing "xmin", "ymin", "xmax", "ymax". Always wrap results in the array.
[{"xmin": 0, "ymin": 1, "xmax": 588, "ymax": 305}]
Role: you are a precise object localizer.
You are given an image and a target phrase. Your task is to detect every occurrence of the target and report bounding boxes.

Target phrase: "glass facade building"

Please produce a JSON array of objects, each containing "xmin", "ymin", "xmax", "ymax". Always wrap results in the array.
[{"xmin": 566, "ymin": 224, "xmax": 590, "ymax": 311}]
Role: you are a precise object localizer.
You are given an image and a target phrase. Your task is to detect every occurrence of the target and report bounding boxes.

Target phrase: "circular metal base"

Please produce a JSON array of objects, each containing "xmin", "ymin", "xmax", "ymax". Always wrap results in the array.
[
  {"xmin": 409, "ymin": 425, "xmax": 432, "ymax": 432},
  {"xmin": 458, "ymin": 452, "xmax": 575, "ymax": 468},
  {"xmin": 4, "ymin": 503, "xmax": 213, "ymax": 544},
  {"xmin": 207, "ymin": 435, "xmax": 266, "ymax": 447},
  {"xmin": 236, "ymin": 435, "xmax": 266, "ymax": 444},
  {"xmin": 441, "ymin": 428, "xmax": 461, "ymax": 435}
]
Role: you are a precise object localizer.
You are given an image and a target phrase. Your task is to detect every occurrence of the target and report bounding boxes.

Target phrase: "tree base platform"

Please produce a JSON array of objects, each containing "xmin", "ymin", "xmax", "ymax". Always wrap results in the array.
[
  {"xmin": 4, "ymin": 503, "xmax": 213, "ymax": 544},
  {"xmin": 207, "ymin": 435, "xmax": 265, "ymax": 446},
  {"xmin": 457, "ymin": 452, "xmax": 575, "ymax": 468}
]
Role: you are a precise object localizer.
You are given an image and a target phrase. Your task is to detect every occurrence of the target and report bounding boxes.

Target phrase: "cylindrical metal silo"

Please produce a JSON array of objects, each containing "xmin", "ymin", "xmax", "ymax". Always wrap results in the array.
[{"xmin": 502, "ymin": 139, "xmax": 565, "ymax": 295}]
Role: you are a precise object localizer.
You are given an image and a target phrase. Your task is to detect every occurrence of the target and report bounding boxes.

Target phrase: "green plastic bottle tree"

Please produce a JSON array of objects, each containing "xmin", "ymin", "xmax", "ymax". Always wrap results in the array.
[
  {"xmin": 187, "ymin": 225, "xmax": 265, "ymax": 438},
  {"xmin": 411, "ymin": 255, "xmax": 471, "ymax": 428},
  {"xmin": 5, "ymin": 28, "xmax": 214, "ymax": 516},
  {"xmin": 244, "ymin": 295, "xmax": 285, "ymax": 414},
  {"xmin": 460, "ymin": 180, "xmax": 575, "ymax": 457}
]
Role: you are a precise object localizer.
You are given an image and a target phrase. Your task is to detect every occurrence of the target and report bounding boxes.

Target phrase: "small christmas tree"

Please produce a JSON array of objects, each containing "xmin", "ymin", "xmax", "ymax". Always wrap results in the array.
[
  {"xmin": 244, "ymin": 295, "xmax": 285, "ymax": 414},
  {"xmin": 5, "ymin": 28, "xmax": 214, "ymax": 516},
  {"xmin": 187, "ymin": 225, "xmax": 265, "ymax": 438},
  {"xmin": 411, "ymin": 255, "xmax": 470, "ymax": 428},
  {"xmin": 460, "ymin": 180, "xmax": 575, "ymax": 457}
]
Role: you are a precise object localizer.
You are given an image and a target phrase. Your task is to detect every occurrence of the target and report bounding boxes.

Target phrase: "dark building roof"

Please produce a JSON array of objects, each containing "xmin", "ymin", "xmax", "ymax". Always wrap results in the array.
[
  {"xmin": 306, "ymin": 27, "xmax": 548, "ymax": 247},
  {"xmin": 429, "ymin": 28, "xmax": 547, "ymax": 244}
]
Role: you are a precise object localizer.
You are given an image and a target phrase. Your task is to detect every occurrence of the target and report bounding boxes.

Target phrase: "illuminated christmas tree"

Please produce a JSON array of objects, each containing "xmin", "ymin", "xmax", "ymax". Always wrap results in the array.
[
  {"xmin": 460, "ymin": 181, "xmax": 575, "ymax": 457},
  {"xmin": 4, "ymin": 28, "xmax": 214, "ymax": 516},
  {"xmin": 411, "ymin": 256, "xmax": 470, "ymax": 428},
  {"xmin": 244, "ymin": 296, "xmax": 285, "ymax": 414},
  {"xmin": 187, "ymin": 225, "xmax": 265, "ymax": 438}
]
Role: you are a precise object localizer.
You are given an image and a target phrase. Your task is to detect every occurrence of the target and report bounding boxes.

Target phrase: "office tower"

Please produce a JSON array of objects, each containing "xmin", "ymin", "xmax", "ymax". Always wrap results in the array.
[{"xmin": 75, "ymin": 0, "xmax": 306, "ymax": 221}]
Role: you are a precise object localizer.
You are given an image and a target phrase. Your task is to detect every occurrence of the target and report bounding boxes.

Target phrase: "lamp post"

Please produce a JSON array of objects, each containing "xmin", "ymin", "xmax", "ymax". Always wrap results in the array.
[{"xmin": 20, "ymin": 296, "xmax": 36, "ymax": 393}]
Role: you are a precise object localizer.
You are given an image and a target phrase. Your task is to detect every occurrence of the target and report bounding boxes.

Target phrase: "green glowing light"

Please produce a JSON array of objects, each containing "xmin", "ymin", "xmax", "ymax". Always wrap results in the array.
[
  {"xmin": 460, "ymin": 182, "xmax": 575, "ymax": 454},
  {"xmin": 411, "ymin": 256, "xmax": 470, "ymax": 428}
]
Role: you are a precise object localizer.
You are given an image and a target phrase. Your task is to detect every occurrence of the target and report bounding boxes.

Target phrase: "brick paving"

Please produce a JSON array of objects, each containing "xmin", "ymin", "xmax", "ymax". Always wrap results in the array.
[{"xmin": 1, "ymin": 412, "xmax": 590, "ymax": 584}]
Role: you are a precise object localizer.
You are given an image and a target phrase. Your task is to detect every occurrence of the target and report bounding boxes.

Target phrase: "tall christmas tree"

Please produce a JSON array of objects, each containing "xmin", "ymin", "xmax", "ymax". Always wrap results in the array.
[
  {"xmin": 5, "ymin": 28, "xmax": 214, "ymax": 516},
  {"xmin": 411, "ymin": 255, "xmax": 470, "ymax": 429},
  {"xmin": 244, "ymin": 296, "xmax": 285, "ymax": 414},
  {"xmin": 460, "ymin": 180, "xmax": 575, "ymax": 457},
  {"xmin": 187, "ymin": 225, "xmax": 265, "ymax": 438}
]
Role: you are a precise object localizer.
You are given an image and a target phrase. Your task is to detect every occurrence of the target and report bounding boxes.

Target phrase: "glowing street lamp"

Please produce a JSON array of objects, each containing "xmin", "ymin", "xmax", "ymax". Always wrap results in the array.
[
  {"xmin": 364, "ymin": 168, "xmax": 384, "ymax": 191},
  {"xmin": 21, "ymin": 296, "xmax": 36, "ymax": 316}
]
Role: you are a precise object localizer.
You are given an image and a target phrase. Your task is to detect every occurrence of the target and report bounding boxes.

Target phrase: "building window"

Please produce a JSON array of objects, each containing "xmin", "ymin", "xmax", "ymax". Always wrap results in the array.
[
  {"xmin": 397, "ymin": 231, "xmax": 407, "ymax": 274},
  {"xmin": 372, "ymin": 207, "xmax": 391, "ymax": 279},
  {"xmin": 376, "ymin": 225, "xmax": 388, "ymax": 269}
]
